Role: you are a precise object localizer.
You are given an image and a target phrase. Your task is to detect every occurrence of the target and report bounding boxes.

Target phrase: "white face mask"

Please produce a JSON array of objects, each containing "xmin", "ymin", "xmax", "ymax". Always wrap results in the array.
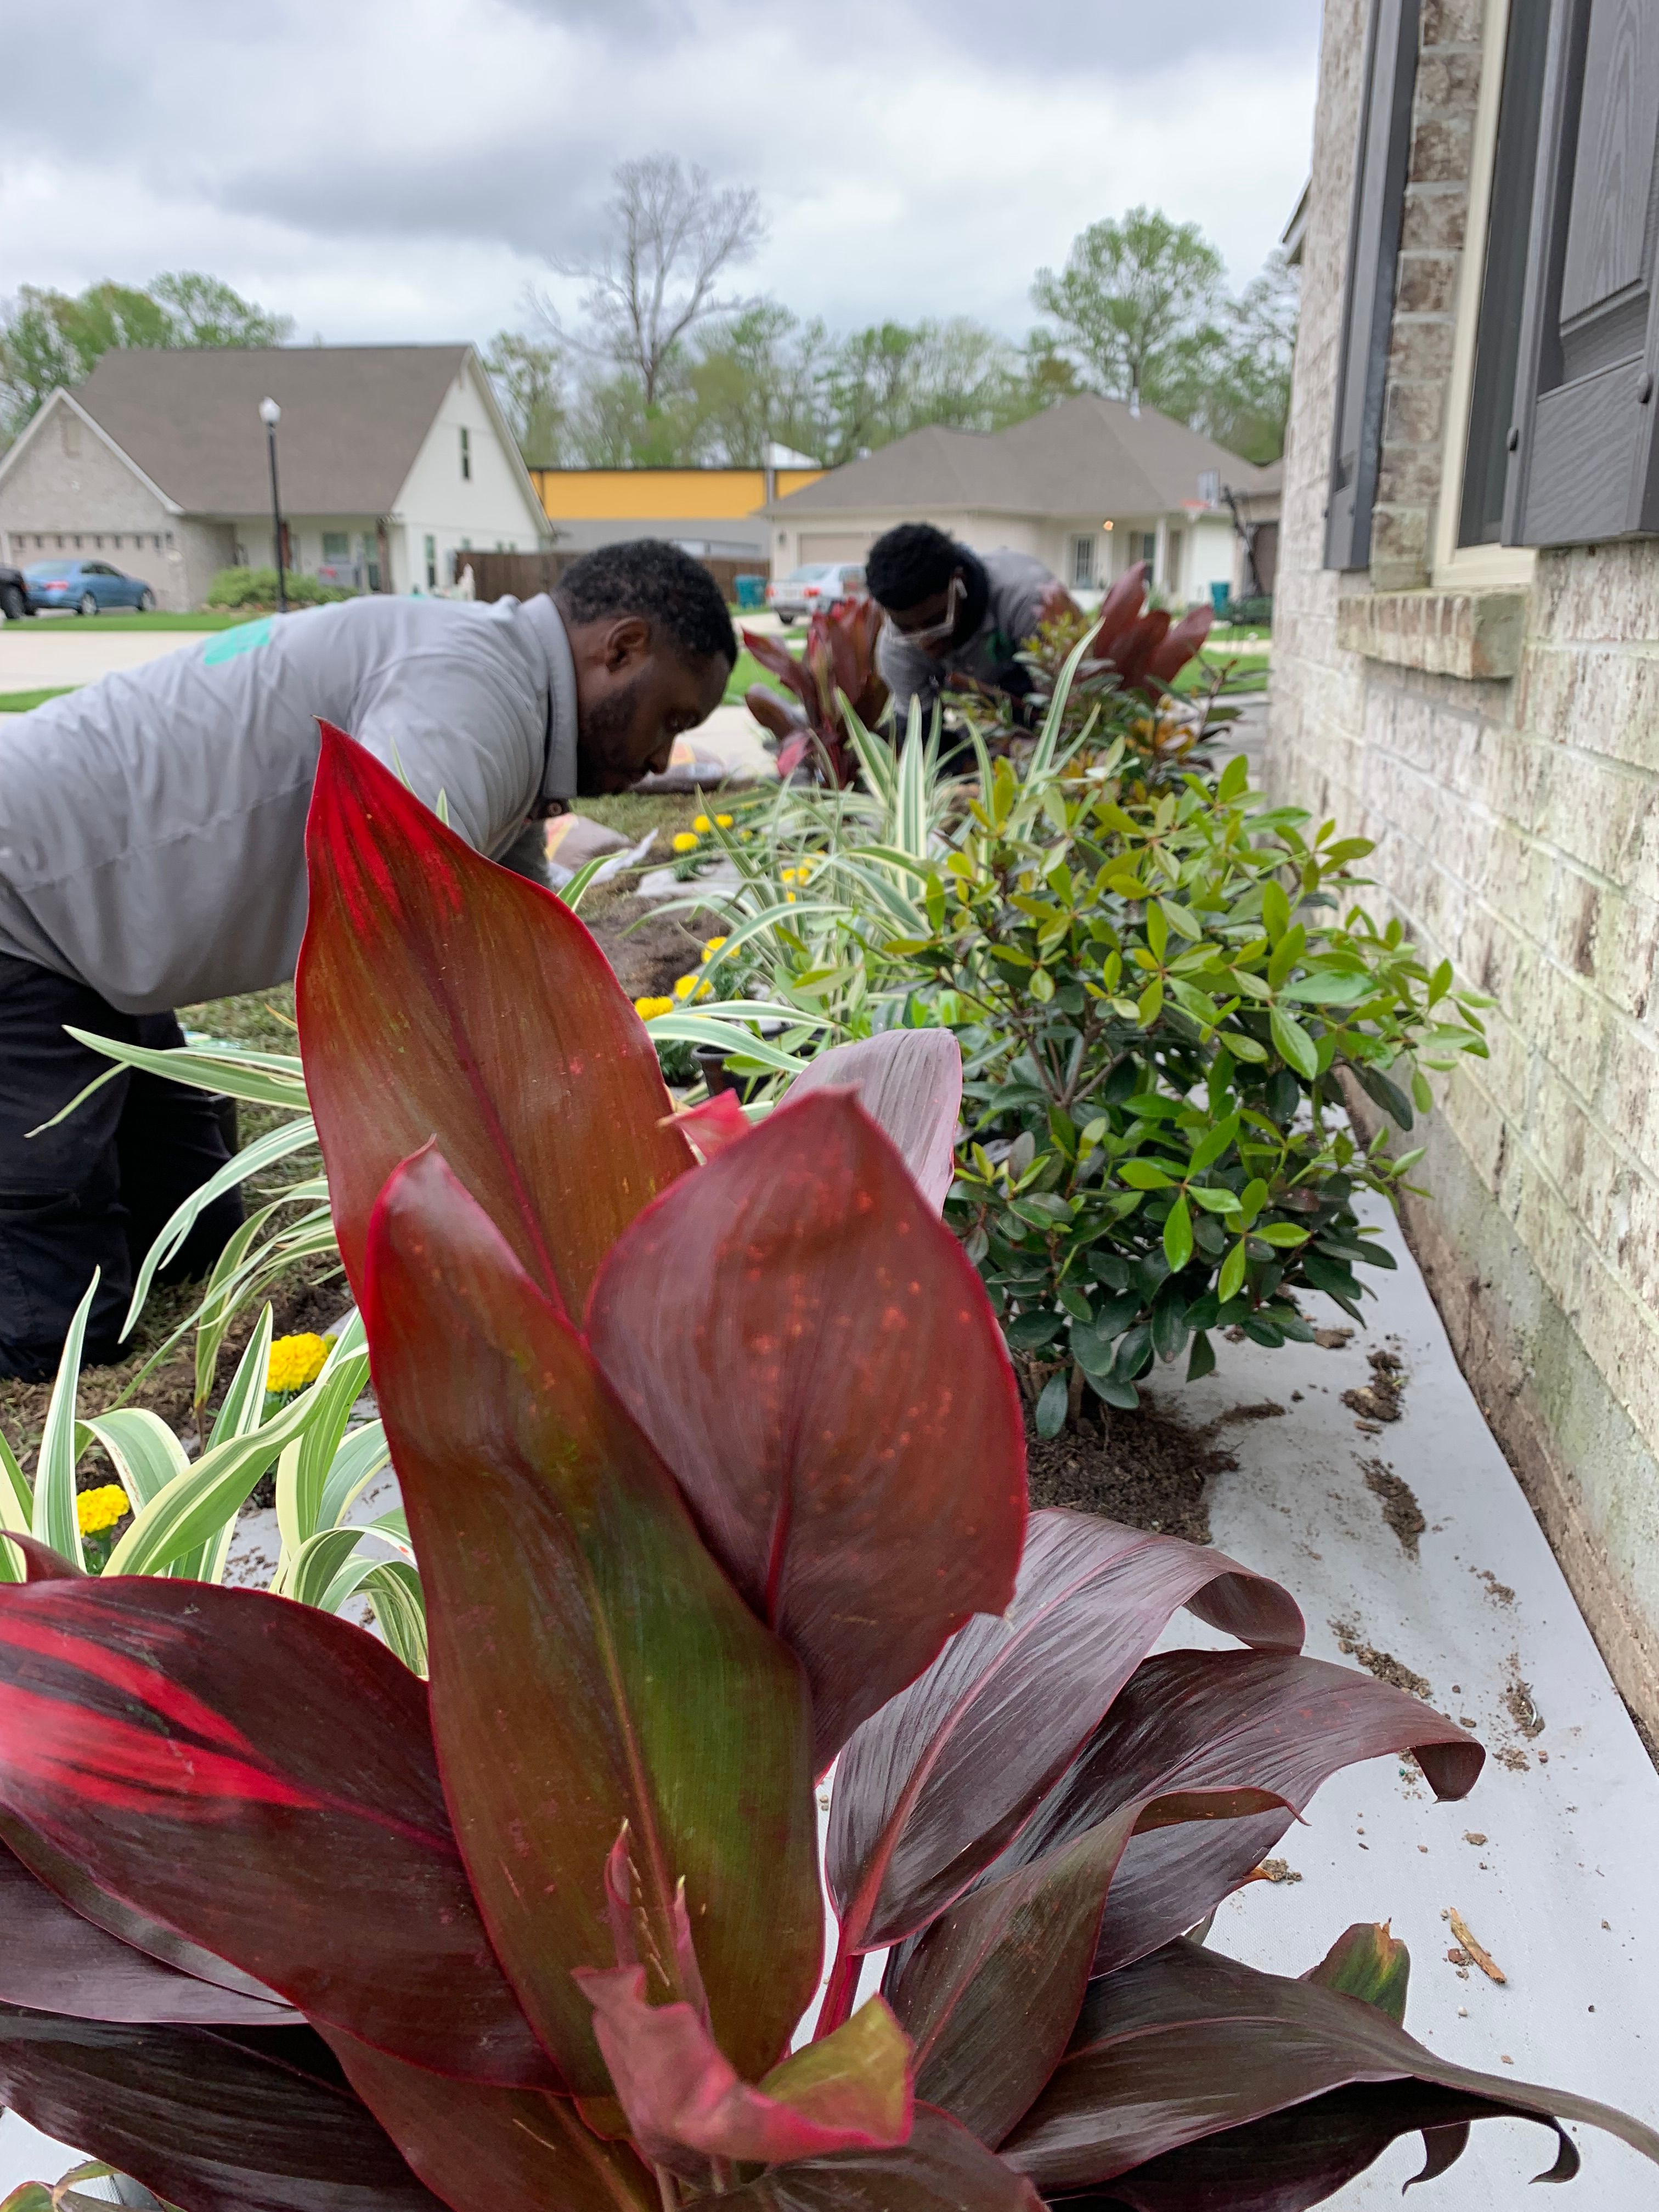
[{"xmin": 886, "ymin": 571, "xmax": 965, "ymax": 649}]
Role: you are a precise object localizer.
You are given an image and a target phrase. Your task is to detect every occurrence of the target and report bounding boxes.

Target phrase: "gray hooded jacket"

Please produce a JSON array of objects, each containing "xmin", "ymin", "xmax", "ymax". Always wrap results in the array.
[{"xmin": 0, "ymin": 592, "xmax": 578, "ymax": 1015}]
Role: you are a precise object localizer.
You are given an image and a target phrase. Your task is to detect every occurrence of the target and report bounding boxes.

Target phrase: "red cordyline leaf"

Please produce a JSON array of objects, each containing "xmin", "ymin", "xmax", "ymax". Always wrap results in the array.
[
  {"xmin": 0, "ymin": 1838, "xmax": 294, "ymax": 2028},
  {"xmin": 0, "ymin": 2010, "xmax": 444, "ymax": 2212},
  {"xmin": 884, "ymin": 1787, "xmax": 1287, "ymax": 2151},
  {"xmin": 1092, "ymin": 562, "xmax": 1150, "ymax": 657},
  {"xmin": 363, "ymin": 1146, "xmax": 821, "ymax": 2096},
  {"xmin": 998, "ymin": 1937, "xmax": 1659, "ymax": 2195},
  {"xmin": 574, "ymin": 1968, "xmax": 913, "ymax": 2179},
  {"xmin": 1145, "ymin": 604, "xmax": 1212, "ymax": 685},
  {"xmin": 586, "ymin": 1091, "xmax": 1027, "ymax": 1774},
  {"xmin": 0, "ymin": 1577, "xmax": 551, "ymax": 2087},
  {"xmin": 996, "ymin": 1646, "xmax": 1483, "ymax": 1980},
  {"xmin": 719, "ymin": 2105, "xmax": 1043, "ymax": 2210},
  {"xmin": 781, "ymin": 1030, "xmax": 963, "ymax": 1216},
  {"xmin": 826, "ymin": 1510, "xmax": 1302, "ymax": 1959},
  {"xmin": 325, "ymin": 2028, "xmax": 658, "ymax": 2212},
  {"xmin": 672, "ymin": 1089, "xmax": 751, "ymax": 1160},
  {"xmin": 297, "ymin": 723, "xmax": 692, "ymax": 1315}
]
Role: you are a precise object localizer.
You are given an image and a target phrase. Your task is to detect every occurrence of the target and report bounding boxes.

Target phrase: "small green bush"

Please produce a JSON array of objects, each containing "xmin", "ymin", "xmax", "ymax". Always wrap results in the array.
[{"xmin": 206, "ymin": 567, "xmax": 350, "ymax": 611}]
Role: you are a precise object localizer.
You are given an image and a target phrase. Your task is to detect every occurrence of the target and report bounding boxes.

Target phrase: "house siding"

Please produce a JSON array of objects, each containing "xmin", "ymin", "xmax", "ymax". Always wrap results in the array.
[
  {"xmin": 388, "ymin": 360, "xmax": 546, "ymax": 594},
  {"xmin": 1270, "ymin": 0, "xmax": 1659, "ymax": 1728}
]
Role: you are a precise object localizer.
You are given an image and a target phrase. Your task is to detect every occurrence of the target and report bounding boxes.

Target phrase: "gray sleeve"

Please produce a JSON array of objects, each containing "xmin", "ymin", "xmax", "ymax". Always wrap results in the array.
[
  {"xmin": 988, "ymin": 552, "xmax": 1064, "ymax": 649},
  {"xmin": 875, "ymin": 625, "xmax": 942, "ymax": 726},
  {"xmin": 348, "ymin": 660, "xmax": 541, "ymax": 856}
]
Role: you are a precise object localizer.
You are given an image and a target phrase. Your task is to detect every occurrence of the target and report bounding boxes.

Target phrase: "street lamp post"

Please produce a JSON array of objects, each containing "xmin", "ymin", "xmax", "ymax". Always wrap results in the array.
[{"xmin": 258, "ymin": 396, "xmax": 288, "ymax": 616}]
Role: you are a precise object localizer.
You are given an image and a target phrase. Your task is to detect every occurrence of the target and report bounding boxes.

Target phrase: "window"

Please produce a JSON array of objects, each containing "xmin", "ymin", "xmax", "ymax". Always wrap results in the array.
[
  {"xmin": 1071, "ymin": 535, "xmax": 1097, "ymax": 588},
  {"xmin": 460, "ymin": 427, "xmax": 472, "ymax": 481},
  {"xmin": 1457, "ymin": 0, "xmax": 1551, "ymax": 547},
  {"xmin": 1197, "ymin": 469, "xmax": 1221, "ymax": 506},
  {"xmin": 61, "ymin": 414, "xmax": 81, "ymax": 458},
  {"xmin": 425, "ymin": 534, "xmax": 438, "ymax": 591},
  {"xmin": 1135, "ymin": 531, "xmax": 1157, "ymax": 577},
  {"xmin": 1325, "ymin": 0, "xmax": 1420, "ymax": 569},
  {"xmin": 322, "ymin": 532, "xmax": 349, "ymax": 561}
]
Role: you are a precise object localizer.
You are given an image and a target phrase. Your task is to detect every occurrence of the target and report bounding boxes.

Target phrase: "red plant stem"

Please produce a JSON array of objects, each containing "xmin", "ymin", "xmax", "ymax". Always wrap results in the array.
[{"xmin": 813, "ymin": 1929, "xmax": 861, "ymax": 2042}]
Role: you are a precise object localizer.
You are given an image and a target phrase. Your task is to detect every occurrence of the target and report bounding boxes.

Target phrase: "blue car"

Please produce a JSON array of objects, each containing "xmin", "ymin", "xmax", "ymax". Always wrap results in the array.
[{"xmin": 25, "ymin": 558, "xmax": 157, "ymax": 616}]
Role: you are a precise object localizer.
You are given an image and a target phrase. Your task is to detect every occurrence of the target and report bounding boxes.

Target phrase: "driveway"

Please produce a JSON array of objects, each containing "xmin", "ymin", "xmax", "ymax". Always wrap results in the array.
[{"xmin": 0, "ymin": 624, "xmax": 211, "ymax": 694}]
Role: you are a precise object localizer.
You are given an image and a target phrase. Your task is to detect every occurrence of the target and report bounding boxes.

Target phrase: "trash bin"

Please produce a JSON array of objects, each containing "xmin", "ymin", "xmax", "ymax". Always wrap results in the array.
[
  {"xmin": 1208, "ymin": 581, "xmax": 1231, "ymax": 615},
  {"xmin": 735, "ymin": 574, "xmax": 766, "ymax": 611}
]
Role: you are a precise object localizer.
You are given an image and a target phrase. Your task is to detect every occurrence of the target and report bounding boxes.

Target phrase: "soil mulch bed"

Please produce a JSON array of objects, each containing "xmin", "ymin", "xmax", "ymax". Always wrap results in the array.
[{"xmin": 1025, "ymin": 1396, "xmax": 1290, "ymax": 1546}]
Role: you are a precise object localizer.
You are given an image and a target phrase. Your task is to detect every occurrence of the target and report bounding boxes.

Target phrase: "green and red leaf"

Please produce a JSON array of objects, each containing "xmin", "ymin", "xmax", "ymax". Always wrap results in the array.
[
  {"xmin": 998, "ymin": 1938, "xmax": 1659, "ymax": 2195},
  {"xmin": 0, "ymin": 1577, "xmax": 550, "ymax": 2086},
  {"xmin": 0, "ymin": 2010, "xmax": 444, "ymax": 2212},
  {"xmin": 587, "ymin": 1091, "xmax": 1026, "ymax": 1773},
  {"xmin": 827, "ymin": 1510, "xmax": 1301, "ymax": 1953},
  {"xmin": 297, "ymin": 723, "xmax": 691, "ymax": 1314},
  {"xmin": 720, "ymin": 2104, "xmax": 1043, "ymax": 2210},
  {"xmin": 363, "ymin": 1146, "xmax": 821, "ymax": 2096}
]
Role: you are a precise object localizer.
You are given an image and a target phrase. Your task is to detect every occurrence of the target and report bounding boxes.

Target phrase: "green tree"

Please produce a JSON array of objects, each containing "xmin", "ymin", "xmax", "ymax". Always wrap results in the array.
[
  {"xmin": 685, "ymin": 303, "xmax": 831, "ymax": 465},
  {"xmin": 149, "ymin": 271, "xmax": 292, "ymax": 349},
  {"xmin": 819, "ymin": 318, "xmax": 1026, "ymax": 461},
  {"xmin": 1031, "ymin": 206, "xmax": 1226, "ymax": 413},
  {"xmin": 1192, "ymin": 252, "xmax": 1300, "ymax": 465},
  {"xmin": 483, "ymin": 330, "xmax": 568, "ymax": 464}
]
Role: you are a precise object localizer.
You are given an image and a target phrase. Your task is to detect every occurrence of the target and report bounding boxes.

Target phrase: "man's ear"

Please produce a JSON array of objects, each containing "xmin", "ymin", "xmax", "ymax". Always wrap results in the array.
[{"xmin": 603, "ymin": 614, "xmax": 652, "ymax": 672}]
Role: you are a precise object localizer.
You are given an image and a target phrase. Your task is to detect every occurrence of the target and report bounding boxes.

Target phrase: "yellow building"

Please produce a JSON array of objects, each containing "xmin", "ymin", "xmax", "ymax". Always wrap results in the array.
[{"xmin": 529, "ymin": 466, "xmax": 823, "ymax": 568}]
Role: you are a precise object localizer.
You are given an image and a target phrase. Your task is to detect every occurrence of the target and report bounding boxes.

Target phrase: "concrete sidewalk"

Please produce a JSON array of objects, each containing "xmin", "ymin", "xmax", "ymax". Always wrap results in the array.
[{"xmin": 0, "ymin": 624, "xmax": 210, "ymax": 693}]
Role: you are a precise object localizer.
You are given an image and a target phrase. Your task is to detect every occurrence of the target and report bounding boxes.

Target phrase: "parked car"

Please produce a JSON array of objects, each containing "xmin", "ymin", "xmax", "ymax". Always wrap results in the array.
[
  {"xmin": 25, "ymin": 558, "xmax": 157, "ymax": 616},
  {"xmin": 0, "ymin": 565, "xmax": 28, "ymax": 621},
  {"xmin": 765, "ymin": 562, "xmax": 867, "ymax": 624}
]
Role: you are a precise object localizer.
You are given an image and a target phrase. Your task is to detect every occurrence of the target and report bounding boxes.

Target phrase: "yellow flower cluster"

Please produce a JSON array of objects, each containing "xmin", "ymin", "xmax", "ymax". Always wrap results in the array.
[
  {"xmin": 634, "ymin": 995, "xmax": 673, "ymax": 1020},
  {"xmin": 672, "ymin": 831, "xmax": 700, "ymax": 853},
  {"xmin": 674, "ymin": 974, "xmax": 713, "ymax": 1002},
  {"xmin": 701, "ymin": 936, "xmax": 729, "ymax": 959},
  {"xmin": 266, "ymin": 1331, "xmax": 331, "ymax": 1395},
  {"xmin": 76, "ymin": 1483, "xmax": 130, "ymax": 1537},
  {"xmin": 690, "ymin": 813, "xmax": 736, "ymax": 833},
  {"xmin": 779, "ymin": 857, "xmax": 821, "ymax": 888}
]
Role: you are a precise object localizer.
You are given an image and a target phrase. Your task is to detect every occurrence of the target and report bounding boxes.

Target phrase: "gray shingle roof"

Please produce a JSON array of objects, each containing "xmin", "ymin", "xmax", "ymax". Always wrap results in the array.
[
  {"xmin": 764, "ymin": 393, "xmax": 1277, "ymax": 520},
  {"xmin": 69, "ymin": 345, "xmax": 472, "ymax": 516}
]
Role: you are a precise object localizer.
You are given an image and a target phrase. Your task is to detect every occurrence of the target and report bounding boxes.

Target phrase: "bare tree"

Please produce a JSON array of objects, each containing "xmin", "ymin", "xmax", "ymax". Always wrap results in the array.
[{"xmin": 537, "ymin": 155, "xmax": 766, "ymax": 407}]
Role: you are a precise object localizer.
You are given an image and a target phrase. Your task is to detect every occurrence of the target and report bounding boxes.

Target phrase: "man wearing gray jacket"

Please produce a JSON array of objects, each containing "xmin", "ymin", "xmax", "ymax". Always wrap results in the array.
[{"xmin": 0, "ymin": 539, "xmax": 736, "ymax": 1379}]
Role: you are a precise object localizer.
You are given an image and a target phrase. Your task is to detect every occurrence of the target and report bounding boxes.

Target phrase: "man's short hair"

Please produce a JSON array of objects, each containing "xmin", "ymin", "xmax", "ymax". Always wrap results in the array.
[
  {"xmin": 866, "ymin": 523, "xmax": 966, "ymax": 612},
  {"xmin": 557, "ymin": 540, "xmax": 737, "ymax": 666}
]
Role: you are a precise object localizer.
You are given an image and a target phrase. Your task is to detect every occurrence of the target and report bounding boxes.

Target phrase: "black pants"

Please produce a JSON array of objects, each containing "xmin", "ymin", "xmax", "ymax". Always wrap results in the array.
[{"xmin": 0, "ymin": 956, "xmax": 244, "ymax": 1381}]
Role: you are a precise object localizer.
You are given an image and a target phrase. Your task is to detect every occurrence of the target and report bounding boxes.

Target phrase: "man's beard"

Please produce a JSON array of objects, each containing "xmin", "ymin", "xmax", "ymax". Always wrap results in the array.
[{"xmin": 575, "ymin": 671, "xmax": 650, "ymax": 794}]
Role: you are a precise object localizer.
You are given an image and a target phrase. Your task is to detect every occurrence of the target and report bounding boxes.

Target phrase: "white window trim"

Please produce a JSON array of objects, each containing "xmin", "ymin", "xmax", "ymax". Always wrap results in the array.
[{"xmin": 1431, "ymin": 0, "xmax": 1537, "ymax": 591}]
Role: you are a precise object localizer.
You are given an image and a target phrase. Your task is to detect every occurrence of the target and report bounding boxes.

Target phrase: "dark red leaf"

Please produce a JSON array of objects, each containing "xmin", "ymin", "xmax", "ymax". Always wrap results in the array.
[
  {"xmin": 1, "ymin": 1534, "xmax": 82, "ymax": 1581},
  {"xmin": 827, "ymin": 1511, "xmax": 1301, "ymax": 1953},
  {"xmin": 993, "ymin": 1649, "xmax": 1480, "ymax": 1978},
  {"xmin": 586, "ymin": 1091, "xmax": 1027, "ymax": 1774},
  {"xmin": 0, "ymin": 1836, "xmax": 294, "ymax": 2027},
  {"xmin": 720, "ymin": 2104, "xmax": 1043, "ymax": 2210},
  {"xmin": 999, "ymin": 1938, "xmax": 1659, "ymax": 2194},
  {"xmin": 1111, "ymin": 611, "xmax": 1171, "ymax": 694},
  {"xmin": 364, "ymin": 1148, "xmax": 821, "ymax": 2096},
  {"xmin": 1091, "ymin": 564, "xmax": 1149, "ymax": 659},
  {"xmin": 573, "ymin": 1968, "xmax": 911, "ymax": 2177},
  {"xmin": 0, "ymin": 2009, "xmax": 444, "ymax": 2212},
  {"xmin": 297, "ymin": 723, "xmax": 691, "ymax": 1314},
  {"xmin": 1143, "ymin": 606, "xmax": 1212, "ymax": 686},
  {"xmin": 325, "ymin": 2028, "xmax": 658, "ymax": 2212},
  {"xmin": 887, "ymin": 1791, "xmax": 1284, "ymax": 2149},
  {"xmin": 673, "ymin": 1090, "xmax": 752, "ymax": 1160},
  {"xmin": 742, "ymin": 627, "xmax": 815, "ymax": 716},
  {"xmin": 0, "ymin": 1577, "xmax": 552, "ymax": 2086},
  {"xmin": 781, "ymin": 1031, "xmax": 963, "ymax": 1215}
]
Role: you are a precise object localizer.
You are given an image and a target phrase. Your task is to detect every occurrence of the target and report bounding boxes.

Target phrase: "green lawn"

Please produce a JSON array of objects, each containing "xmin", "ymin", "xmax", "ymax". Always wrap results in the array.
[
  {"xmin": 725, "ymin": 645, "xmax": 797, "ymax": 704},
  {"xmin": 0, "ymin": 686, "xmax": 78, "ymax": 713},
  {"xmin": 12, "ymin": 610, "xmax": 249, "ymax": 633}
]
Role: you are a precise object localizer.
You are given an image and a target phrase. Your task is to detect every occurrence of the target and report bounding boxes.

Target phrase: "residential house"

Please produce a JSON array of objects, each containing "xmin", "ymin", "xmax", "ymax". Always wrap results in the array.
[
  {"xmin": 1270, "ymin": 0, "xmax": 1659, "ymax": 1728},
  {"xmin": 758, "ymin": 394, "xmax": 1278, "ymax": 607},
  {"xmin": 0, "ymin": 345, "xmax": 549, "ymax": 610},
  {"xmin": 529, "ymin": 455, "xmax": 824, "ymax": 569}
]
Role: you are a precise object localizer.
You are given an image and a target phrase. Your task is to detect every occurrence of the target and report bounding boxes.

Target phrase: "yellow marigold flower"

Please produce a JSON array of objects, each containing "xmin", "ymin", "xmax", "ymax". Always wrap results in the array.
[
  {"xmin": 692, "ymin": 814, "xmax": 712, "ymax": 833},
  {"xmin": 673, "ymin": 831, "xmax": 699, "ymax": 853},
  {"xmin": 701, "ymin": 936, "xmax": 729, "ymax": 958},
  {"xmin": 715, "ymin": 813, "xmax": 734, "ymax": 829},
  {"xmin": 785, "ymin": 891, "xmax": 797, "ymax": 904},
  {"xmin": 76, "ymin": 1483, "xmax": 129, "ymax": 1538},
  {"xmin": 634, "ymin": 995, "xmax": 673, "ymax": 1019},
  {"xmin": 266, "ymin": 1331, "xmax": 331, "ymax": 1395},
  {"xmin": 674, "ymin": 974, "xmax": 714, "ymax": 1002},
  {"xmin": 780, "ymin": 866, "xmax": 797, "ymax": 885}
]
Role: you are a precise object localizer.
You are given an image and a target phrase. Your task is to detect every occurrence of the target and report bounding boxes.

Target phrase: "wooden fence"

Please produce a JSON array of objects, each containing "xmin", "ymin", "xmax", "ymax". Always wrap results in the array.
[{"xmin": 454, "ymin": 549, "xmax": 768, "ymax": 605}]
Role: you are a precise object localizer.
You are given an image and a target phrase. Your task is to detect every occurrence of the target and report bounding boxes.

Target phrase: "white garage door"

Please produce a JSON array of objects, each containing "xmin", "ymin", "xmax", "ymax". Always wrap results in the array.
[{"xmin": 799, "ymin": 532, "xmax": 874, "ymax": 563}]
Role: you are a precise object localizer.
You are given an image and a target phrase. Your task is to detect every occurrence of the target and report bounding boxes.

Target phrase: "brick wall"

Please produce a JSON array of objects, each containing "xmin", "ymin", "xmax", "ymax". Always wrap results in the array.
[{"xmin": 1272, "ymin": 0, "xmax": 1659, "ymax": 1729}]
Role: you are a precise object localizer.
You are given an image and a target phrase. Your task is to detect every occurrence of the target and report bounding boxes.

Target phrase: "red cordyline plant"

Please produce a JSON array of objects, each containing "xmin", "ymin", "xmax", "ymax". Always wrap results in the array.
[
  {"xmin": 0, "ymin": 729, "xmax": 1651, "ymax": 2212},
  {"xmin": 741, "ymin": 596, "xmax": 888, "ymax": 786}
]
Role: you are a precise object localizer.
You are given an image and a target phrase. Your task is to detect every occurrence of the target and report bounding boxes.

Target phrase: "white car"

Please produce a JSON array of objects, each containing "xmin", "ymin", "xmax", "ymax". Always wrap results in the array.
[{"xmin": 765, "ymin": 562, "xmax": 867, "ymax": 624}]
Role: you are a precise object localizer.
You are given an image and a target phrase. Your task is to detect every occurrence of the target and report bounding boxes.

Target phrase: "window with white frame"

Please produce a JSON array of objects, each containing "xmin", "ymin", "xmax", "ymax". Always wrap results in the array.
[
  {"xmin": 460, "ymin": 427, "xmax": 472, "ymax": 481},
  {"xmin": 1070, "ymin": 535, "xmax": 1097, "ymax": 588}
]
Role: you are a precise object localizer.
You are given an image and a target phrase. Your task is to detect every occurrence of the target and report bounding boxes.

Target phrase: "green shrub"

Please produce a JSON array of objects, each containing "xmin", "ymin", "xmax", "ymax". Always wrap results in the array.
[{"xmin": 205, "ymin": 566, "xmax": 350, "ymax": 611}]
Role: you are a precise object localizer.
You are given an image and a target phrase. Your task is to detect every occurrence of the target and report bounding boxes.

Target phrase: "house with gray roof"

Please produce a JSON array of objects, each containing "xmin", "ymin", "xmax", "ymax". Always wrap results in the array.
[
  {"xmin": 760, "ymin": 393, "xmax": 1279, "ymax": 609},
  {"xmin": 0, "ymin": 344, "xmax": 549, "ymax": 611}
]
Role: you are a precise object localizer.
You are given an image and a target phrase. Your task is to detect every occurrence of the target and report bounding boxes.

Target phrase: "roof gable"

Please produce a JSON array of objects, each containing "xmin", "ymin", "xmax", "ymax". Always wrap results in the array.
[
  {"xmin": 67, "ymin": 345, "xmax": 474, "ymax": 516},
  {"xmin": 768, "ymin": 393, "xmax": 1276, "ymax": 520}
]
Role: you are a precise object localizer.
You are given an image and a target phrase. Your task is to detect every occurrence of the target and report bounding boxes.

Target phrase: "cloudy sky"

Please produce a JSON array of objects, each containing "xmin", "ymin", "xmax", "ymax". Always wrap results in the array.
[{"xmin": 1, "ymin": 0, "xmax": 1322, "ymax": 349}]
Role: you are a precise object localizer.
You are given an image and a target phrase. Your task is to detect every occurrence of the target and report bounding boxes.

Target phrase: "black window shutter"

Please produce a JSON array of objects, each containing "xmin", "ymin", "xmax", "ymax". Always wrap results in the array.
[
  {"xmin": 1325, "ymin": 0, "xmax": 1421, "ymax": 571},
  {"xmin": 1506, "ymin": 0, "xmax": 1659, "ymax": 544}
]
